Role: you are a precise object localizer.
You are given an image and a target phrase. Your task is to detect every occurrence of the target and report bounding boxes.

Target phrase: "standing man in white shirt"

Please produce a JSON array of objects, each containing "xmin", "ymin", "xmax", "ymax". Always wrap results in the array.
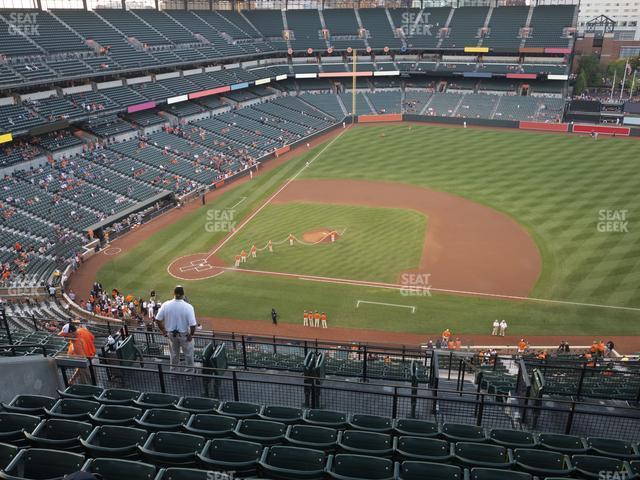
[{"xmin": 155, "ymin": 285, "xmax": 197, "ymax": 375}]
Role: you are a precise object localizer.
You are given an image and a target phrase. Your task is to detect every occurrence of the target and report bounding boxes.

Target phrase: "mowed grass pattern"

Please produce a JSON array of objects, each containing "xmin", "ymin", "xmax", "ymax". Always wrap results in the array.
[
  {"xmin": 96, "ymin": 125, "xmax": 640, "ymax": 335},
  {"xmin": 218, "ymin": 203, "xmax": 426, "ymax": 283},
  {"xmin": 302, "ymin": 125, "xmax": 640, "ymax": 308}
]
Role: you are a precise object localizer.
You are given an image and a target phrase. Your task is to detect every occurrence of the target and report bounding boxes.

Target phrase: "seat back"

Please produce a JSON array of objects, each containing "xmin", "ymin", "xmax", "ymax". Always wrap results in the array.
[
  {"xmin": 397, "ymin": 461, "xmax": 463, "ymax": 480},
  {"xmin": 394, "ymin": 419, "xmax": 439, "ymax": 437},
  {"xmin": 396, "ymin": 436, "xmax": 450, "ymax": 458},
  {"xmin": 205, "ymin": 438, "xmax": 262, "ymax": 462},
  {"xmin": 330, "ymin": 454, "xmax": 394, "ymax": 479},
  {"xmin": 83, "ymin": 457, "xmax": 156, "ymax": 480},
  {"xmin": 3, "ymin": 448, "xmax": 85, "ymax": 478},
  {"xmin": 350, "ymin": 414, "xmax": 392, "ymax": 431}
]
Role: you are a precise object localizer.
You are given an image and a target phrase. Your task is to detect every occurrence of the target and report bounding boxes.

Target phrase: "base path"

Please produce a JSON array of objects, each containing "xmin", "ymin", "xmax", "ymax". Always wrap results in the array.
[{"xmin": 273, "ymin": 179, "xmax": 541, "ymax": 298}]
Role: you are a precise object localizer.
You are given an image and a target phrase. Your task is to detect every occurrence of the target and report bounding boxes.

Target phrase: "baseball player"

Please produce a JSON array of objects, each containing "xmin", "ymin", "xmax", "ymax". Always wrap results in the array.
[
  {"xmin": 250, "ymin": 245, "xmax": 257, "ymax": 258},
  {"xmin": 330, "ymin": 230, "xmax": 336, "ymax": 243},
  {"xmin": 288, "ymin": 234, "xmax": 294, "ymax": 246},
  {"xmin": 491, "ymin": 319, "xmax": 499, "ymax": 336},
  {"xmin": 303, "ymin": 310, "xmax": 309, "ymax": 327},
  {"xmin": 499, "ymin": 319, "xmax": 508, "ymax": 337},
  {"xmin": 240, "ymin": 250, "xmax": 247, "ymax": 263},
  {"xmin": 314, "ymin": 310, "xmax": 320, "ymax": 328},
  {"xmin": 268, "ymin": 240, "xmax": 273, "ymax": 252},
  {"xmin": 234, "ymin": 254, "xmax": 241, "ymax": 268},
  {"xmin": 321, "ymin": 312, "xmax": 327, "ymax": 329}
]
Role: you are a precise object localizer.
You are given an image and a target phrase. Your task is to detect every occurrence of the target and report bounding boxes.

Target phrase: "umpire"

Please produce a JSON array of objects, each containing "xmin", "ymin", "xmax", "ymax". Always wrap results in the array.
[{"xmin": 155, "ymin": 285, "xmax": 197, "ymax": 376}]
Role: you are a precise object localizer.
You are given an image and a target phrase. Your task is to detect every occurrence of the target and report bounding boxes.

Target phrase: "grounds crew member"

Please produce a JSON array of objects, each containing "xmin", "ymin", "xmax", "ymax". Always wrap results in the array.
[{"xmin": 155, "ymin": 285, "xmax": 197, "ymax": 375}]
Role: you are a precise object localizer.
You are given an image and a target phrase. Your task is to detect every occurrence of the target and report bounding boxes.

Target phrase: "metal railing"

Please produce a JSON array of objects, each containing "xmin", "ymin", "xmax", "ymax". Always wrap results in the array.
[
  {"xmin": 123, "ymin": 328, "xmax": 433, "ymax": 383},
  {"xmin": 56, "ymin": 356, "xmax": 640, "ymax": 442}
]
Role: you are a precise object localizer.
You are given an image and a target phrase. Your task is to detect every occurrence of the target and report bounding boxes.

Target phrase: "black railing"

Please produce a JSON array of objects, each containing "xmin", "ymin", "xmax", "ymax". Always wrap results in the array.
[
  {"xmin": 125, "ymin": 329, "xmax": 433, "ymax": 383},
  {"xmin": 56, "ymin": 357, "xmax": 640, "ymax": 442}
]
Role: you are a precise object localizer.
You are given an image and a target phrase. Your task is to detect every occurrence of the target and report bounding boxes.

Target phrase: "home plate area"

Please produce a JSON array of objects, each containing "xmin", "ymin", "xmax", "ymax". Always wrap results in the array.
[
  {"xmin": 180, "ymin": 259, "xmax": 215, "ymax": 273},
  {"xmin": 168, "ymin": 253, "xmax": 227, "ymax": 280}
]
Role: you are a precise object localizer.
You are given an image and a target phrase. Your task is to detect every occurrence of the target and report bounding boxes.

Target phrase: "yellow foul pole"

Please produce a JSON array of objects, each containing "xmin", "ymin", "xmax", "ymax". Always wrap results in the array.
[{"xmin": 351, "ymin": 49, "xmax": 356, "ymax": 123}]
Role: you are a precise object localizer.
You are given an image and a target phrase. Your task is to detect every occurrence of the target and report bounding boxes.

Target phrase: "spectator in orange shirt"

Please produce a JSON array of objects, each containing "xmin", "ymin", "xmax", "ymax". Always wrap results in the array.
[
  {"xmin": 442, "ymin": 328, "xmax": 451, "ymax": 343},
  {"xmin": 517, "ymin": 338, "xmax": 528, "ymax": 354}
]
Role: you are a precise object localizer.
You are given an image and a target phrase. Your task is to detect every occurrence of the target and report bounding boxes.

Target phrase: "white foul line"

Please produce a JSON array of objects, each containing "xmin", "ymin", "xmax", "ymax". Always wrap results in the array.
[
  {"xmin": 357, "ymin": 300, "xmax": 416, "ymax": 313},
  {"xmin": 169, "ymin": 262, "xmax": 640, "ymax": 313},
  {"xmin": 230, "ymin": 197, "xmax": 247, "ymax": 209},
  {"xmin": 205, "ymin": 127, "xmax": 350, "ymax": 261}
]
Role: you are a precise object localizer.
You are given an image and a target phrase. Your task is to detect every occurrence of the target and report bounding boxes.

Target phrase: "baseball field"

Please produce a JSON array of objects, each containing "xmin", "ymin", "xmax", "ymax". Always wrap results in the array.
[{"xmin": 94, "ymin": 124, "xmax": 640, "ymax": 337}]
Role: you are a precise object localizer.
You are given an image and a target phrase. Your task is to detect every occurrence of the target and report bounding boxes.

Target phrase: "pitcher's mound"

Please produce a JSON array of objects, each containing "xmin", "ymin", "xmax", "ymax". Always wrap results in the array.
[{"xmin": 303, "ymin": 229, "xmax": 340, "ymax": 244}]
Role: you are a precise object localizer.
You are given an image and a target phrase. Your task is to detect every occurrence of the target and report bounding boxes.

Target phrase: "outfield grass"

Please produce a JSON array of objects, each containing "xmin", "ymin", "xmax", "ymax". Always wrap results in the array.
[
  {"xmin": 218, "ymin": 203, "xmax": 426, "ymax": 283},
  {"xmin": 96, "ymin": 125, "xmax": 640, "ymax": 336}
]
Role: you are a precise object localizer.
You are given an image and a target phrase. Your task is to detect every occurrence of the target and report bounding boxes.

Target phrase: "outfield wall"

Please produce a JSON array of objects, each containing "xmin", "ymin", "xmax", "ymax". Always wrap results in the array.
[{"xmin": 403, "ymin": 114, "xmax": 519, "ymax": 129}]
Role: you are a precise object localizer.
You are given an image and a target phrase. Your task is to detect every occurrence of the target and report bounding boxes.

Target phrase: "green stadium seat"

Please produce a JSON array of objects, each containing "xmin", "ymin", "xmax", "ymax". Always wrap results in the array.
[
  {"xmin": 140, "ymin": 432, "xmax": 205, "ymax": 467},
  {"xmin": 587, "ymin": 437, "xmax": 640, "ymax": 460},
  {"xmin": 217, "ymin": 401, "xmax": 261, "ymax": 419},
  {"xmin": 631, "ymin": 460, "xmax": 640, "ymax": 476},
  {"xmin": 201, "ymin": 343, "xmax": 214, "ymax": 368},
  {"xmin": 303, "ymin": 409, "xmax": 348, "ymax": 429},
  {"xmin": 393, "ymin": 419, "xmax": 439, "ymax": 438},
  {"xmin": 96, "ymin": 389, "xmax": 140, "ymax": 406},
  {"xmin": 134, "ymin": 393, "xmax": 180, "ymax": 410},
  {"xmin": 325, "ymin": 453, "xmax": 394, "ymax": 480},
  {"xmin": 572, "ymin": 454, "xmax": 631, "ymax": 479},
  {"xmin": 58, "ymin": 384, "xmax": 104, "ymax": 400},
  {"xmin": 441, "ymin": 423, "xmax": 487, "ymax": 442},
  {"xmin": 45, "ymin": 399, "xmax": 100, "ymax": 421},
  {"xmin": 285, "ymin": 424, "xmax": 338, "ymax": 451},
  {"xmin": 394, "ymin": 436, "xmax": 453, "ymax": 462},
  {"xmin": 197, "ymin": 438, "xmax": 262, "ymax": 476},
  {"xmin": 0, "ymin": 443, "xmax": 18, "ymax": 470},
  {"xmin": 0, "ymin": 396, "xmax": 56, "ymax": 416},
  {"xmin": 175, "ymin": 397, "xmax": 219, "ymax": 414},
  {"xmin": 0, "ymin": 413, "xmax": 41, "ymax": 446},
  {"xmin": 259, "ymin": 445, "xmax": 326, "ymax": 479},
  {"xmin": 184, "ymin": 414, "xmax": 236, "ymax": 439},
  {"xmin": 135, "ymin": 408, "xmax": 191, "ymax": 432},
  {"xmin": 82, "ymin": 458, "xmax": 156, "ymax": 480},
  {"xmin": 90, "ymin": 405, "xmax": 143, "ymax": 426},
  {"xmin": 348, "ymin": 414, "xmax": 393, "ymax": 433},
  {"xmin": 24, "ymin": 419, "xmax": 92, "ymax": 452},
  {"xmin": 468, "ymin": 467, "xmax": 533, "ymax": 480},
  {"xmin": 80, "ymin": 425, "xmax": 148, "ymax": 459},
  {"xmin": 394, "ymin": 461, "xmax": 463, "ymax": 480},
  {"xmin": 260, "ymin": 405, "xmax": 304, "ymax": 424},
  {"xmin": 537, "ymin": 433, "xmax": 588, "ymax": 454},
  {"xmin": 233, "ymin": 419, "xmax": 286, "ymax": 445},
  {"xmin": 0, "ymin": 448, "xmax": 85, "ymax": 480},
  {"xmin": 489, "ymin": 429, "xmax": 537, "ymax": 449},
  {"xmin": 454, "ymin": 442, "xmax": 514, "ymax": 469},
  {"xmin": 337, "ymin": 430, "xmax": 393, "ymax": 457},
  {"xmin": 154, "ymin": 468, "xmax": 212, "ymax": 480},
  {"xmin": 513, "ymin": 448, "xmax": 574, "ymax": 477}
]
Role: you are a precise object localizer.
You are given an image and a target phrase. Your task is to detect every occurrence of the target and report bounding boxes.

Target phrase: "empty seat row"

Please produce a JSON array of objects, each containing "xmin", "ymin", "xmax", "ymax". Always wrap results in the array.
[{"xmin": 2, "ymin": 446, "xmax": 639, "ymax": 480}]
